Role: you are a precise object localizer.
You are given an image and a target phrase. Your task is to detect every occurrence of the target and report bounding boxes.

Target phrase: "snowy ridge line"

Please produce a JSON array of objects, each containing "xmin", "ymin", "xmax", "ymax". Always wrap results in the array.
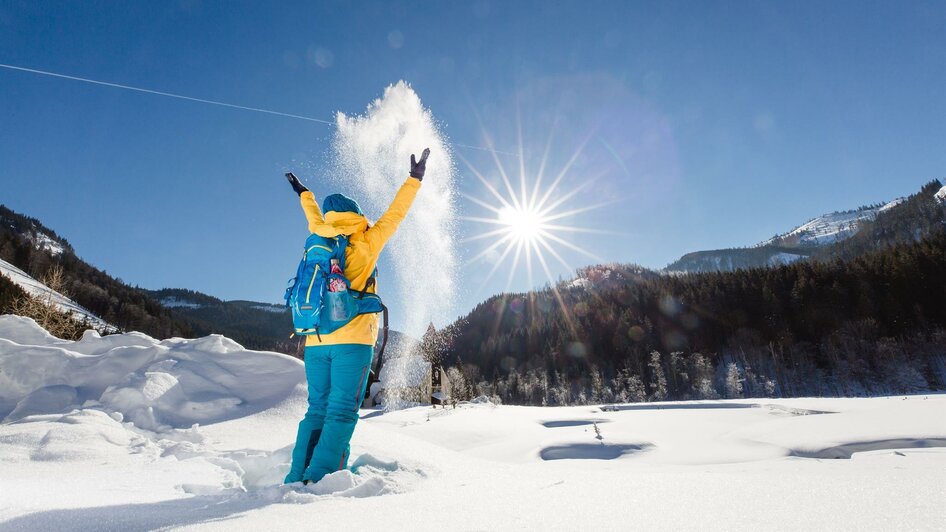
[
  {"xmin": 759, "ymin": 197, "xmax": 904, "ymax": 248},
  {"xmin": 0, "ymin": 257, "xmax": 117, "ymax": 333}
]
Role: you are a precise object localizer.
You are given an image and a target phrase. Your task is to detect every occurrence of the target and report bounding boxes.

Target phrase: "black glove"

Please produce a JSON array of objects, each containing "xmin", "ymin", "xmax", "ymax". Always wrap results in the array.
[
  {"xmin": 285, "ymin": 172, "xmax": 309, "ymax": 195},
  {"xmin": 409, "ymin": 148, "xmax": 431, "ymax": 181}
]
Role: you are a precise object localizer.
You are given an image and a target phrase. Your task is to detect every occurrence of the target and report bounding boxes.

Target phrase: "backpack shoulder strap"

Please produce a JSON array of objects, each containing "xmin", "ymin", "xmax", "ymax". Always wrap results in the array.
[{"xmin": 333, "ymin": 235, "xmax": 350, "ymax": 270}]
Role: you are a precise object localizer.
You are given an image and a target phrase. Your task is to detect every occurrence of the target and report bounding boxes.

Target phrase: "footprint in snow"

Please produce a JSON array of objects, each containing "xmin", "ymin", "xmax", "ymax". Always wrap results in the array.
[{"xmin": 271, "ymin": 454, "xmax": 429, "ymax": 501}]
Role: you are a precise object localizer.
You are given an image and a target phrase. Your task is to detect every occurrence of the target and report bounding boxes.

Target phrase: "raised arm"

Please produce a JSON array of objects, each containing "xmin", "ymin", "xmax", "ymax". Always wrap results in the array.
[
  {"xmin": 365, "ymin": 149, "xmax": 429, "ymax": 252},
  {"xmin": 365, "ymin": 178, "xmax": 420, "ymax": 251},
  {"xmin": 286, "ymin": 172, "xmax": 324, "ymax": 232}
]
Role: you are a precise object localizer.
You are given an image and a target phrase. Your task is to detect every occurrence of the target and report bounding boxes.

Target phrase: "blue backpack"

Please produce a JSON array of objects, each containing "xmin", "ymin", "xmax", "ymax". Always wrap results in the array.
[{"xmin": 284, "ymin": 233, "xmax": 384, "ymax": 339}]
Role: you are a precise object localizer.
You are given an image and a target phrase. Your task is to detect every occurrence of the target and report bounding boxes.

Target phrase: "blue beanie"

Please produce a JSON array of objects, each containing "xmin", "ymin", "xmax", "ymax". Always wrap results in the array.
[{"xmin": 322, "ymin": 193, "xmax": 363, "ymax": 215}]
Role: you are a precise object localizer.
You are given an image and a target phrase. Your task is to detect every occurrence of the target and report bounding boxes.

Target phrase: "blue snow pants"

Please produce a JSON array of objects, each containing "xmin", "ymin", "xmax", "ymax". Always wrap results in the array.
[{"xmin": 285, "ymin": 343, "xmax": 374, "ymax": 484}]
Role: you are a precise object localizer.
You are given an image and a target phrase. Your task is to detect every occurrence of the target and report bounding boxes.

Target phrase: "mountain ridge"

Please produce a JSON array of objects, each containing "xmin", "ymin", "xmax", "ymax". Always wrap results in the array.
[{"xmin": 664, "ymin": 180, "xmax": 944, "ymax": 273}]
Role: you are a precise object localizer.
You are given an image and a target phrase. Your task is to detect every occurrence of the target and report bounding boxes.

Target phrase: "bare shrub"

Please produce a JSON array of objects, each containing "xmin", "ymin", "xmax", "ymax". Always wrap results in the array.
[{"xmin": 7, "ymin": 265, "xmax": 88, "ymax": 340}]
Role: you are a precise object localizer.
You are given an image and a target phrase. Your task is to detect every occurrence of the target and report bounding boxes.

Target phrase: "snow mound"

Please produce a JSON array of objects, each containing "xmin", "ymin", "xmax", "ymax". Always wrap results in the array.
[
  {"xmin": 294, "ymin": 454, "xmax": 427, "ymax": 498},
  {"xmin": 0, "ymin": 314, "xmax": 433, "ymax": 521},
  {"xmin": 0, "ymin": 315, "xmax": 304, "ymax": 429}
]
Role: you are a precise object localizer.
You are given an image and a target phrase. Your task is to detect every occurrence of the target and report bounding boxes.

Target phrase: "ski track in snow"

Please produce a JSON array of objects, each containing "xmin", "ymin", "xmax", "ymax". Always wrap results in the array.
[{"xmin": 1, "ymin": 315, "xmax": 945, "ymax": 531}]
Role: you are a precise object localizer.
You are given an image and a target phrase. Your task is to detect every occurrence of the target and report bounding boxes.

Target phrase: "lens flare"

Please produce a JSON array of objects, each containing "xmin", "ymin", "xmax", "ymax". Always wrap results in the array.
[{"xmin": 459, "ymin": 122, "xmax": 617, "ymax": 337}]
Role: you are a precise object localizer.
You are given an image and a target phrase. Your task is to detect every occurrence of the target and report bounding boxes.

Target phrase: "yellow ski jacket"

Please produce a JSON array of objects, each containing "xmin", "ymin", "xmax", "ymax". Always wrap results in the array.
[{"xmin": 299, "ymin": 177, "xmax": 421, "ymax": 346}]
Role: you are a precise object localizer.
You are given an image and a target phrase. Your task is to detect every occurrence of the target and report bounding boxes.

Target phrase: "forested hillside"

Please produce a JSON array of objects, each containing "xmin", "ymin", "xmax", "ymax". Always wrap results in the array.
[
  {"xmin": 811, "ymin": 180, "xmax": 946, "ymax": 261},
  {"xmin": 440, "ymin": 181, "xmax": 946, "ymax": 405},
  {"xmin": 0, "ymin": 205, "xmax": 192, "ymax": 338},
  {"xmin": 145, "ymin": 288, "xmax": 296, "ymax": 353}
]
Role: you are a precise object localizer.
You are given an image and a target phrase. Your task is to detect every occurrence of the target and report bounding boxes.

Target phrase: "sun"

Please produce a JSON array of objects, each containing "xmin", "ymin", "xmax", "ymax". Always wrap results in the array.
[
  {"xmin": 498, "ymin": 205, "xmax": 544, "ymax": 242},
  {"xmin": 458, "ymin": 125, "xmax": 616, "ymax": 335}
]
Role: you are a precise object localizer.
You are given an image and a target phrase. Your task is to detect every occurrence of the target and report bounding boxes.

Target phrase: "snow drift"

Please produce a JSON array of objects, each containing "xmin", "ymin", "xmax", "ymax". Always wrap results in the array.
[{"xmin": 0, "ymin": 315, "xmax": 304, "ymax": 430}]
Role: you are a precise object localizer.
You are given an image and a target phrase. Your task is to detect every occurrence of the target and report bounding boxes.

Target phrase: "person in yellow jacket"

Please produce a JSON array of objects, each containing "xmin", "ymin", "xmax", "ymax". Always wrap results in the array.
[{"xmin": 283, "ymin": 148, "xmax": 429, "ymax": 485}]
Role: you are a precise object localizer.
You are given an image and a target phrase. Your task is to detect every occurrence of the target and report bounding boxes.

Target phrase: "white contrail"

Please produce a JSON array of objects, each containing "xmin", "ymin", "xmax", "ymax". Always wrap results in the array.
[
  {"xmin": 0, "ymin": 62, "xmax": 334, "ymax": 125},
  {"xmin": 0, "ymin": 62, "xmax": 521, "ymax": 157}
]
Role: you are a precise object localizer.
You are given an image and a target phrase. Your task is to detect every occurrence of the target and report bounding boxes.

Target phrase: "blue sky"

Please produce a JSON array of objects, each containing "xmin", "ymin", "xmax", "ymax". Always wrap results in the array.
[{"xmin": 2, "ymin": 1, "xmax": 945, "ymax": 334}]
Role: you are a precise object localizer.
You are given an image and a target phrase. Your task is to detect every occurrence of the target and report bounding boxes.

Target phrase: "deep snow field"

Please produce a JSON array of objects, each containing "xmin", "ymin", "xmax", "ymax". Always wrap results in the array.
[{"xmin": 1, "ymin": 315, "xmax": 944, "ymax": 531}]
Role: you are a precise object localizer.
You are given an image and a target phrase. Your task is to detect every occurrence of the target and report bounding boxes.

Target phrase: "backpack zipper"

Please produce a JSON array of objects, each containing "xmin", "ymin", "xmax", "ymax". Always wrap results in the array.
[
  {"xmin": 305, "ymin": 264, "xmax": 320, "ymax": 302},
  {"xmin": 305, "ymin": 244, "xmax": 333, "ymax": 256}
]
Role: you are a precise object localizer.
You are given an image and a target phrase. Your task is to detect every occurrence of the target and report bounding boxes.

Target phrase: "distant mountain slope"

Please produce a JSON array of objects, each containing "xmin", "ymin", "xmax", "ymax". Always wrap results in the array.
[
  {"xmin": 665, "ymin": 180, "xmax": 945, "ymax": 273},
  {"xmin": 760, "ymin": 201, "xmax": 899, "ymax": 248},
  {"xmin": 147, "ymin": 287, "xmax": 415, "ymax": 357},
  {"xmin": 143, "ymin": 288, "xmax": 295, "ymax": 352},
  {"xmin": 444, "ymin": 222, "xmax": 946, "ymax": 405},
  {"xmin": 1, "ymin": 204, "xmax": 193, "ymax": 339},
  {"xmin": 810, "ymin": 180, "xmax": 946, "ymax": 262},
  {"xmin": 0, "ymin": 205, "xmax": 74, "ymax": 258},
  {"xmin": 665, "ymin": 247, "xmax": 806, "ymax": 274}
]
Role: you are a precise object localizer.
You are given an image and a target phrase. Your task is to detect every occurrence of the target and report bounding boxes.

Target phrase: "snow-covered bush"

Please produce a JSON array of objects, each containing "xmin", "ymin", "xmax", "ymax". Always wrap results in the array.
[{"xmin": 725, "ymin": 363, "xmax": 744, "ymax": 399}]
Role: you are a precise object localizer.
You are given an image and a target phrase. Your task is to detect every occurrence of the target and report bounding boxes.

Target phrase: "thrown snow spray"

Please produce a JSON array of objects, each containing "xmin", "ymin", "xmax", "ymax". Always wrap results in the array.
[{"xmin": 330, "ymin": 82, "xmax": 457, "ymax": 410}]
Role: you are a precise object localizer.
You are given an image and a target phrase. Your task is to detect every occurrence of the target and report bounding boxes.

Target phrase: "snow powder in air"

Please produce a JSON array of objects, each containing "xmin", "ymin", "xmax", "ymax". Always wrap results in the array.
[
  {"xmin": 331, "ymin": 81, "xmax": 457, "ymax": 339},
  {"xmin": 330, "ymin": 82, "xmax": 458, "ymax": 409}
]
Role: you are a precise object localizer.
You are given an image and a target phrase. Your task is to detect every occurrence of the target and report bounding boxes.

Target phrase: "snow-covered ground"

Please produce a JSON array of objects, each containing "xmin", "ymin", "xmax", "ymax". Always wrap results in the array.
[
  {"xmin": 1, "ymin": 315, "xmax": 944, "ymax": 531},
  {"xmin": 0, "ymin": 258, "xmax": 117, "ymax": 333},
  {"xmin": 159, "ymin": 297, "xmax": 202, "ymax": 309},
  {"xmin": 26, "ymin": 232, "xmax": 65, "ymax": 256},
  {"xmin": 250, "ymin": 304, "xmax": 286, "ymax": 314},
  {"xmin": 766, "ymin": 251, "xmax": 806, "ymax": 267}
]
